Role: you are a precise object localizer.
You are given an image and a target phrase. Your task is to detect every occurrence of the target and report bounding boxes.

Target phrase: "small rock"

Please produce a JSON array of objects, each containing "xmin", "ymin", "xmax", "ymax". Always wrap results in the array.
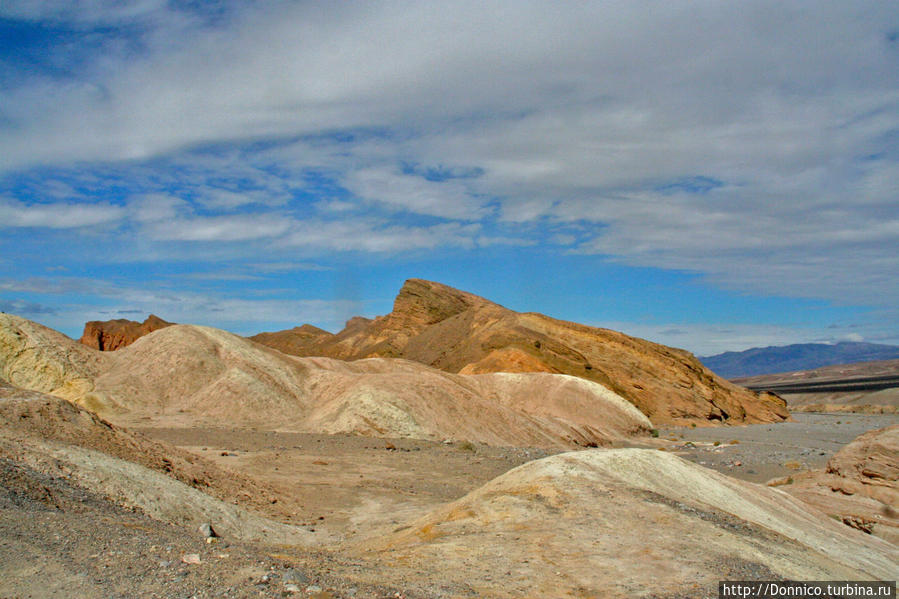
[
  {"xmin": 181, "ymin": 553, "xmax": 201, "ymax": 565},
  {"xmin": 283, "ymin": 569, "xmax": 308, "ymax": 584},
  {"xmin": 198, "ymin": 522, "xmax": 218, "ymax": 538},
  {"xmin": 284, "ymin": 583, "xmax": 301, "ymax": 594},
  {"xmin": 306, "ymin": 585, "xmax": 322, "ymax": 593}
]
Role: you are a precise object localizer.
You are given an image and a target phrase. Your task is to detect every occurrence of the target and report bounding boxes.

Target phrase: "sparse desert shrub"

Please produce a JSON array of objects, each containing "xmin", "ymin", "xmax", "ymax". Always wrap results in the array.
[
  {"xmin": 713, "ymin": 441, "xmax": 721, "ymax": 446},
  {"xmin": 650, "ymin": 429, "xmax": 659, "ymax": 438},
  {"xmin": 458, "ymin": 441, "xmax": 475, "ymax": 452},
  {"xmin": 690, "ymin": 422, "xmax": 696, "ymax": 428},
  {"xmin": 730, "ymin": 439, "xmax": 740, "ymax": 445}
]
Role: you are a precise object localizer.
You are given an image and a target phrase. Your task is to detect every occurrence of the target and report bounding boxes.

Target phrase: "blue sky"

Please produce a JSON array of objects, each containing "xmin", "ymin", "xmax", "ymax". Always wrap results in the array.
[{"xmin": 0, "ymin": 1, "xmax": 897, "ymax": 355}]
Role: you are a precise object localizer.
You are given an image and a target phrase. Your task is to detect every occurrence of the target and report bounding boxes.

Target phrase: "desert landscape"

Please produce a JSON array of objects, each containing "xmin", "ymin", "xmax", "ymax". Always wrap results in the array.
[
  {"xmin": 3, "ymin": 5, "xmax": 897, "ymax": 598},
  {"xmin": 1, "ymin": 280, "xmax": 896, "ymax": 598}
]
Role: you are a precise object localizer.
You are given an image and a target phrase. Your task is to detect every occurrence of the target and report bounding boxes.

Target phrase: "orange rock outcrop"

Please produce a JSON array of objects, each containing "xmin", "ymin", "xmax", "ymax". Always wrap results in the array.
[
  {"xmin": 252, "ymin": 279, "xmax": 789, "ymax": 426},
  {"xmin": 79, "ymin": 314, "xmax": 173, "ymax": 351}
]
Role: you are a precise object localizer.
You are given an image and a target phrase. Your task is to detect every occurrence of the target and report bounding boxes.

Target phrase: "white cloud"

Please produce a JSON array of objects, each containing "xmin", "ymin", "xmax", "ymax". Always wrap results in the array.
[
  {"xmin": 0, "ymin": 1, "xmax": 896, "ymax": 321},
  {"xmin": 282, "ymin": 219, "xmax": 481, "ymax": 253},
  {"xmin": 341, "ymin": 167, "xmax": 487, "ymax": 220},
  {"xmin": 0, "ymin": 198, "xmax": 124, "ymax": 228},
  {"xmin": 143, "ymin": 214, "xmax": 292, "ymax": 242},
  {"xmin": 0, "ymin": 0, "xmax": 170, "ymax": 25}
]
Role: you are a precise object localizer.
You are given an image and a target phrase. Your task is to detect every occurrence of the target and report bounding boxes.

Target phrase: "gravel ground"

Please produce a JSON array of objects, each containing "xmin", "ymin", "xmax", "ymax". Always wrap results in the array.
[
  {"xmin": 4, "ymin": 413, "xmax": 895, "ymax": 598},
  {"xmin": 654, "ymin": 412, "xmax": 899, "ymax": 482},
  {"xmin": 0, "ymin": 457, "xmax": 434, "ymax": 599}
]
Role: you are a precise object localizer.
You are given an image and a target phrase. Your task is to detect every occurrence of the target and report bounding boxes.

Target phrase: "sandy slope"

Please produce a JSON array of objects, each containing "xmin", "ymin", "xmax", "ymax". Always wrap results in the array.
[
  {"xmin": 0, "ymin": 313, "xmax": 108, "ymax": 401},
  {"xmin": 362, "ymin": 449, "xmax": 898, "ymax": 598},
  {"xmin": 0, "ymin": 314, "xmax": 650, "ymax": 448},
  {"xmin": 0, "ymin": 379, "xmax": 315, "ymax": 541}
]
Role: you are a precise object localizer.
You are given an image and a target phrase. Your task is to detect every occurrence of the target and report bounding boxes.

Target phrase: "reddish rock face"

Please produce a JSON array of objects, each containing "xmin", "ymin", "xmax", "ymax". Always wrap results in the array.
[
  {"xmin": 250, "ymin": 279, "xmax": 790, "ymax": 426},
  {"xmin": 79, "ymin": 315, "xmax": 173, "ymax": 351}
]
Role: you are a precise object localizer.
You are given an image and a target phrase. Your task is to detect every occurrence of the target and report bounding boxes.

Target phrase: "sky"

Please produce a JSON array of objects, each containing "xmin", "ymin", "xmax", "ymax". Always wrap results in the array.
[{"xmin": 0, "ymin": 1, "xmax": 897, "ymax": 356}]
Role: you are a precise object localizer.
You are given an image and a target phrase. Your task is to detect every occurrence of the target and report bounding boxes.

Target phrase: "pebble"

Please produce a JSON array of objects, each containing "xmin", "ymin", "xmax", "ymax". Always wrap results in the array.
[
  {"xmin": 198, "ymin": 522, "xmax": 218, "ymax": 538},
  {"xmin": 181, "ymin": 553, "xmax": 202, "ymax": 565},
  {"xmin": 306, "ymin": 584, "xmax": 323, "ymax": 593},
  {"xmin": 283, "ymin": 569, "xmax": 309, "ymax": 584},
  {"xmin": 284, "ymin": 583, "xmax": 301, "ymax": 593}
]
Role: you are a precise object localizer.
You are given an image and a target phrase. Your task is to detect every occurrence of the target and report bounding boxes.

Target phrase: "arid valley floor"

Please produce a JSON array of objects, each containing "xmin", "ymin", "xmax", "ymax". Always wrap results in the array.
[{"xmin": 1, "ymin": 281, "xmax": 897, "ymax": 598}]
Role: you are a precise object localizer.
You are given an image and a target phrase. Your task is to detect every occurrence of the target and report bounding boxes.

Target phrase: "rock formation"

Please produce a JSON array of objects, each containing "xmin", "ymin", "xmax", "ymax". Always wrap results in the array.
[
  {"xmin": 782, "ymin": 425, "xmax": 898, "ymax": 544},
  {"xmin": 251, "ymin": 279, "xmax": 789, "ymax": 426},
  {"xmin": 249, "ymin": 323, "xmax": 333, "ymax": 357},
  {"xmin": 79, "ymin": 314, "xmax": 173, "ymax": 351},
  {"xmin": 0, "ymin": 315, "xmax": 651, "ymax": 448},
  {"xmin": 0, "ymin": 378, "xmax": 313, "ymax": 545},
  {"xmin": 359, "ymin": 448, "xmax": 898, "ymax": 597},
  {"xmin": 0, "ymin": 312, "xmax": 106, "ymax": 401}
]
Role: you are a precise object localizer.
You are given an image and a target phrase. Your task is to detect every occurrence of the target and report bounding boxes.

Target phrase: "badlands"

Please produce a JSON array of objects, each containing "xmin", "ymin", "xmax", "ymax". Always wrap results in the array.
[{"xmin": 0, "ymin": 280, "xmax": 896, "ymax": 598}]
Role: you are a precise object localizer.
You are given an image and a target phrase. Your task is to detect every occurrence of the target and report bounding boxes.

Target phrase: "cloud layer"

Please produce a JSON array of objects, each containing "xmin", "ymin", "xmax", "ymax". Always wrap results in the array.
[{"xmin": 0, "ymin": 1, "xmax": 896, "ymax": 351}]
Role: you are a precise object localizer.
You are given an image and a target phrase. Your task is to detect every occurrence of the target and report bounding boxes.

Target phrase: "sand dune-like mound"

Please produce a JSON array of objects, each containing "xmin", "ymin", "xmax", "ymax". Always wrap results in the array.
[
  {"xmin": 94, "ymin": 325, "xmax": 649, "ymax": 447},
  {"xmin": 782, "ymin": 425, "xmax": 899, "ymax": 543},
  {"xmin": 90, "ymin": 324, "xmax": 312, "ymax": 420},
  {"xmin": 78, "ymin": 314, "xmax": 173, "ymax": 351},
  {"xmin": 0, "ymin": 319, "xmax": 649, "ymax": 448},
  {"xmin": 0, "ymin": 313, "xmax": 107, "ymax": 401},
  {"xmin": 363, "ymin": 449, "xmax": 897, "ymax": 598},
  {"xmin": 0, "ymin": 379, "xmax": 316, "ymax": 544},
  {"xmin": 253, "ymin": 279, "xmax": 789, "ymax": 426}
]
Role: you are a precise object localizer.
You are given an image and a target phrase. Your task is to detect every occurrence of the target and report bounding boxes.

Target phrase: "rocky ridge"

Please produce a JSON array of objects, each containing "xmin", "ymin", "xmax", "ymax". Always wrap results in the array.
[{"xmin": 252, "ymin": 279, "xmax": 789, "ymax": 426}]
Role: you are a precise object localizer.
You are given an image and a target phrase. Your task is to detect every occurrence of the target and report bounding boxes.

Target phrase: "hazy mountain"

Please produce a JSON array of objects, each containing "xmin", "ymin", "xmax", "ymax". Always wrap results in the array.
[{"xmin": 701, "ymin": 342, "xmax": 899, "ymax": 378}]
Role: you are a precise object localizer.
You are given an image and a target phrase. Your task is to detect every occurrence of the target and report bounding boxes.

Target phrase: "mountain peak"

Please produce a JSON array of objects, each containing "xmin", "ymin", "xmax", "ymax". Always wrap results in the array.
[{"xmin": 390, "ymin": 279, "xmax": 499, "ymax": 328}]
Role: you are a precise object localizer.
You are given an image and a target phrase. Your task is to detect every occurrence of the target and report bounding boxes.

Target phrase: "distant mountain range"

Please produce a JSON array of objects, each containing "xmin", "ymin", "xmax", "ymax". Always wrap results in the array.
[{"xmin": 700, "ymin": 342, "xmax": 899, "ymax": 378}]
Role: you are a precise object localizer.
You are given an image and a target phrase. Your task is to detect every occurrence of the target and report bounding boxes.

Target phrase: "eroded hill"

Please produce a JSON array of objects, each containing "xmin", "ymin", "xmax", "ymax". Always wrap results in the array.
[
  {"xmin": 358, "ymin": 448, "xmax": 898, "ymax": 597},
  {"xmin": 1, "ymin": 314, "xmax": 650, "ymax": 449},
  {"xmin": 252, "ymin": 279, "xmax": 789, "ymax": 426}
]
